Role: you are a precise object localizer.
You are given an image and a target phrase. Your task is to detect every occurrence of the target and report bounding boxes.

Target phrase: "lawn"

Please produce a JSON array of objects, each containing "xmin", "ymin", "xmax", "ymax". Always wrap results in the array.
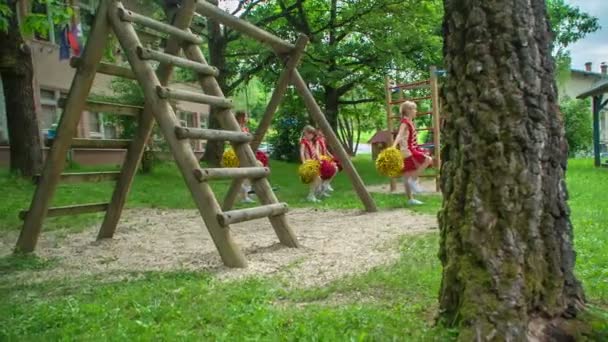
[{"xmin": 0, "ymin": 158, "xmax": 606, "ymax": 340}]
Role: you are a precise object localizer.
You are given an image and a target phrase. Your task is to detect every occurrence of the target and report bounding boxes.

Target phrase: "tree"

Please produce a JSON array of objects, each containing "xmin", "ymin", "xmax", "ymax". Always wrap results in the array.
[
  {"xmin": 246, "ymin": 0, "xmax": 442, "ymax": 153},
  {"xmin": 0, "ymin": 0, "xmax": 75, "ymax": 177},
  {"xmin": 0, "ymin": 1, "xmax": 43, "ymax": 177},
  {"xmin": 560, "ymin": 97, "xmax": 593, "ymax": 156},
  {"xmin": 438, "ymin": 0, "xmax": 586, "ymax": 339}
]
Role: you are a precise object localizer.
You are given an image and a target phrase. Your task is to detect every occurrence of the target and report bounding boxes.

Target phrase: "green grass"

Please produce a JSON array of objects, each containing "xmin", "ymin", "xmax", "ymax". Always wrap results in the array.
[{"xmin": 0, "ymin": 158, "xmax": 606, "ymax": 340}]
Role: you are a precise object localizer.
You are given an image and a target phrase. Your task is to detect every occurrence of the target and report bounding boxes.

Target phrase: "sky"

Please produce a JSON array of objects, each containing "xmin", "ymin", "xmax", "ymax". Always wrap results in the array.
[
  {"xmin": 216, "ymin": 0, "xmax": 606, "ymax": 71},
  {"xmin": 565, "ymin": 0, "xmax": 608, "ymax": 72}
]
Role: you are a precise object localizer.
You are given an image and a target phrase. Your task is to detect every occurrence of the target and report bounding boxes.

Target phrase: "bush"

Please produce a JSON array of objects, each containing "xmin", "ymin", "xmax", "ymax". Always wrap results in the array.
[
  {"xmin": 268, "ymin": 114, "xmax": 307, "ymax": 162},
  {"xmin": 560, "ymin": 97, "xmax": 593, "ymax": 156}
]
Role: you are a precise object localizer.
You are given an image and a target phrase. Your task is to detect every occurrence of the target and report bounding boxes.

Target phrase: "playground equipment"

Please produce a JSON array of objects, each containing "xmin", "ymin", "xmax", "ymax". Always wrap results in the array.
[
  {"xmin": 15, "ymin": 0, "xmax": 376, "ymax": 268},
  {"xmin": 379, "ymin": 67, "xmax": 442, "ymax": 192}
]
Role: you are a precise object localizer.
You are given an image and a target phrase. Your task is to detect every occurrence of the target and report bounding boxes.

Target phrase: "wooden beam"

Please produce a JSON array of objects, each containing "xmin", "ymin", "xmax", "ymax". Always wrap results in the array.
[
  {"xmin": 217, "ymin": 203, "xmax": 289, "ymax": 226},
  {"xmin": 291, "ymin": 69, "xmax": 378, "ymax": 213},
  {"xmin": 193, "ymin": 167, "xmax": 270, "ymax": 182},
  {"xmin": 156, "ymin": 86, "xmax": 233, "ymax": 108},
  {"xmin": 430, "ymin": 65, "xmax": 441, "ymax": 192},
  {"xmin": 175, "ymin": 126, "xmax": 253, "ymax": 142},
  {"xmin": 108, "ymin": 0, "xmax": 250, "ymax": 267},
  {"xmin": 58, "ymin": 98, "xmax": 142, "ymax": 116},
  {"xmin": 117, "ymin": 6, "xmax": 203, "ymax": 45},
  {"xmin": 195, "ymin": 0, "xmax": 294, "ymax": 54},
  {"xmin": 137, "ymin": 47, "xmax": 219, "ymax": 77},
  {"xmin": 19, "ymin": 203, "xmax": 109, "ymax": 220},
  {"xmin": 34, "ymin": 171, "xmax": 121, "ymax": 184},
  {"xmin": 389, "ymin": 79, "xmax": 430, "ymax": 90},
  {"xmin": 384, "ymin": 76, "xmax": 397, "ymax": 192},
  {"xmin": 223, "ymin": 35, "xmax": 309, "ymax": 211},
  {"xmin": 71, "ymin": 57, "xmax": 136, "ymax": 79},
  {"xmin": 389, "ymin": 95, "xmax": 432, "ymax": 105},
  {"xmin": 15, "ymin": 1, "xmax": 112, "ymax": 253}
]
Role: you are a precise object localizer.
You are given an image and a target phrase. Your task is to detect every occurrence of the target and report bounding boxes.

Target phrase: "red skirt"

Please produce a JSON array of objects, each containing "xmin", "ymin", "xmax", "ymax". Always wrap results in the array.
[{"xmin": 403, "ymin": 149, "xmax": 427, "ymax": 172}]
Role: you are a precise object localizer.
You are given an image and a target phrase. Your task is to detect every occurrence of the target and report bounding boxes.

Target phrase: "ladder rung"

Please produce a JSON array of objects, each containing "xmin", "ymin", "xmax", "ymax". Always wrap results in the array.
[
  {"xmin": 34, "ymin": 171, "xmax": 121, "ymax": 184},
  {"xmin": 19, "ymin": 203, "xmax": 109, "ymax": 220},
  {"xmin": 389, "ymin": 80, "xmax": 430, "ymax": 90},
  {"xmin": 117, "ymin": 7, "xmax": 203, "ymax": 45},
  {"xmin": 193, "ymin": 167, "xmax": 270, "ymax": 182},
  {"xmin": 136, "ymin": 47, "xmax": 219, "ymax": 77},
  {"xmin": 48, "ymin": 139, "xmax": 132, "ymax": 149},
  {"xmin": 389, "ymin": 96, "xmax": 432, "ymax": 105},
  {"xmin": 58, "ymin": 98, "xmax": 142, "ymax": 116},
  {"xmin": 175, "ymin": 126, "xmax": 252, "ymax": 142},
  {"xmin": 70, "ymin": 57, "xmax": 137, "ymax": 79},
  {"xmin": 156, "ymin": 86, "xmax": 233, "ymax": 108},
  {"xmin": 217, "ymin": 203, "xmax": 289, "ymax": 226}
]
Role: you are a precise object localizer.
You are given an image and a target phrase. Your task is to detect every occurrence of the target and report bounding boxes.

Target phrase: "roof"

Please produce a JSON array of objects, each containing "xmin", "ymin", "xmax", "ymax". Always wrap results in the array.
[
  {"xmin": 571, "ymin": 69, "xmax": 605, "ymax": 78},
  {"xmin": 577, "ymin": 79, "xmax": 608, "ymax": 99},
  {"xmin": 368, "ymin": 130, "xmax": 394, "ymax": 144}
]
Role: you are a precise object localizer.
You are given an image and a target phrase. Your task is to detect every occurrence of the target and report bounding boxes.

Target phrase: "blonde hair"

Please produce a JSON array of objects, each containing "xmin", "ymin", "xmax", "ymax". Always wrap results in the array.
[
  {"xmin": 301, "ymin": 125, "xmax": 316, "ymax": 140},
  {"xmin": 399, "ymin": 101, "xmax": 417, "ymax": 117}
]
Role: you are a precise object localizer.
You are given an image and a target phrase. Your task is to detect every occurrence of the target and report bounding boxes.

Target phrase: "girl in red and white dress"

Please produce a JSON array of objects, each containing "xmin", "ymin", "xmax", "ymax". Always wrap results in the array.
[
  {"xmin": 392, "ymin": 101, "xmax": 433, "ymax": 205},
  {"xmin": 315, "ymin": 128, "xmax": 338, "ymax": 195},
  {"xmin": 300, "ymin": 125, "xmax": 322, "ymax": 202},
  {"xmin": 235, "ymin": 110, "xmax": 256, "ymax": 203}
]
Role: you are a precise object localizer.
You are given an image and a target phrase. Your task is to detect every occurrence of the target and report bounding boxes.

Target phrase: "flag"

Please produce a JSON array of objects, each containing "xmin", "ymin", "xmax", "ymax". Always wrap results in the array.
[
  {"xmin": 67, "ymin": 23, "xmax": 82, "ymax": 56},
  {"xmin": 59, "ymin": 26, "xmax": 71, "ymax": 60}
]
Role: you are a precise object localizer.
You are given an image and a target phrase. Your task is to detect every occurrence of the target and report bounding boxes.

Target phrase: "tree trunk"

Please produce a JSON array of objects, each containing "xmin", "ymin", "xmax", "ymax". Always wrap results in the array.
[
  {"xmin": 202, "ymin": 6, "xmax": 227, "ymax": 167},
  {"xmin": 324, "ymin": 86, "xmax": 339, "ymax": 130},
  {"xmin": 0, "ymin": 2, "xmax": 43, "ymax": 177},
  {"xmin": 438, "ymin": 0, "xmax": 585, "ymax": 340}
]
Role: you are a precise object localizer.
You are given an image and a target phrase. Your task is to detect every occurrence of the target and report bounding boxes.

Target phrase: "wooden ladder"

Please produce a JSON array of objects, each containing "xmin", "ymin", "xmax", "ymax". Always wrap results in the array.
[{"xmin": 15, "ymin": 0, "xmax": 299, "ymax": 268}]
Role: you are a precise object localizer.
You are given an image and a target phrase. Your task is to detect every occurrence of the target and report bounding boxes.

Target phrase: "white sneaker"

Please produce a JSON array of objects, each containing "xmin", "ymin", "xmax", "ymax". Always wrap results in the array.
[
  {"xmin": 326, "ymin": 184, "xmax": 334, "ymax": 192},
  {"xmin": 307, "ymin": 194, "xmax": 320, "ymax": 203},
  {"xmin": 320, "ymin": 191, "xmax": 331, "ymax": 198},
  {"xmin": 407, "ymin": 198, "xmax": 424, "ymax": 205},
  {"xmin": 241, "ymin": 196, "xmax": 255, "ymax": 203},
  {"xmin": 408, "ymin": 178, "xmax": 423, "ymax": 194}
]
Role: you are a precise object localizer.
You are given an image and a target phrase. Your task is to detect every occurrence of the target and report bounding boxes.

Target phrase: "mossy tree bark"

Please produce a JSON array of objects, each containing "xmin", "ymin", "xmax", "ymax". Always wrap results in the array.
[
  {"xmin": 0, "ymin": 1, "xmax": 43, "ymax": 177},
  {"xmin": 438, "ymin": 0, "xmax": 585, "ymax": 339}
]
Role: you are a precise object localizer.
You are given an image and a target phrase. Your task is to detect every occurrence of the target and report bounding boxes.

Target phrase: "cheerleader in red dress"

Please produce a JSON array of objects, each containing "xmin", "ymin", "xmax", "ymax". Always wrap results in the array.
[
  {"xmin": 315, "ymin": 128, "xmax": 338, "ymax": 195},
  {"xmin": 392, "ymin": 101, "xmax": 433, "ymax": 205},
  {"xmin": 235, "ymin": 110, "xmax": 257, "ymax": 203},
  {"xmin": 300, "ymin": 125, "xmax": 322, "ymax": 202}
]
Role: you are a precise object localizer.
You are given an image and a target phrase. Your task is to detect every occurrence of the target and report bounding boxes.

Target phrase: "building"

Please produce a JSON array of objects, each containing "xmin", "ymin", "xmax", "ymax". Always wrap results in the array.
[
  {"xmin": 0, "ymin": 0, "xmax": 209, "ymax": 167},
  {"xmin": 558, "ymin": 61, "xmax": 608, "ymax": 161}
]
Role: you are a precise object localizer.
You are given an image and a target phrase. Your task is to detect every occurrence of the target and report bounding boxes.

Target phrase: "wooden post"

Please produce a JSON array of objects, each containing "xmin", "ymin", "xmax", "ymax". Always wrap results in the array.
[
  {"xmin": 15, "ymin": 1, "xmax": 111, "ymax": 253},
  {"xmin": 222, "ymin": 35, "xmax": 309, "ymax": 211},
  {"xmin": 430, "ymin": 66, "xmax": 441, "ymax": 192},
  {"xmin": 384, "ymin": 76, "xmax": 397, "ymax": 192},
  {"xmin": 107, "ymin": 0, "xmax": 250, "ymax": 267},
  {"xmin": 291, "ymin": 70, "xmax": 378, "ymax": 212}
]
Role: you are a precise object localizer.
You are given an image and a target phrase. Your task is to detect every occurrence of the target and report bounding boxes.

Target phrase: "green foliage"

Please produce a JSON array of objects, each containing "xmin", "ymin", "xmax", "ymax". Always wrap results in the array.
[
  {"xmin": 0, "ymin": 3, "xmax": 11, "ymax": 33},
  {"xmin": 560, "ymin": 97, "xmax": 593, "ymax": 156},
  {"xmin": 21, "ymin": 0, "xmax": 74, "ymax": 39},
  {"xmin": 267, "ymin": 92, "xmax": 310, "ymax": 162},
  {"xmin": 547, "ymin": 0, "xmax": 601, "ymax": 60}
]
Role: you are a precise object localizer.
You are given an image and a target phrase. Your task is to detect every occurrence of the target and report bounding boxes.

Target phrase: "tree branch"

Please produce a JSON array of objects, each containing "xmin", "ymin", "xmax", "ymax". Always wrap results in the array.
[{"xmin": 338, "ymin": 98, "xmax": 376, "ymax": 105}]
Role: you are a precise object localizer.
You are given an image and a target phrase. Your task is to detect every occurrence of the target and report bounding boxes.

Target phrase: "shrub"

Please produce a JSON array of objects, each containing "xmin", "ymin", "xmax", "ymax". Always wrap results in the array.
[{"xmin": 560, "ymin": 97, "xmax": 593, "ymax": 156}]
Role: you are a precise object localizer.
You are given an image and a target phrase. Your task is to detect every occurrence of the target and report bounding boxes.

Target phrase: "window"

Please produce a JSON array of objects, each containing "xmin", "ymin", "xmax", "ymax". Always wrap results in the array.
[
  {"xmin": 179, "ymin": 111, "xmax": 195, "ymax": 128},
  {"xmin": 88, "ymin": 112, "xmax": 103, "ymax": 137},
  {"xmin": 40, "ymin": 105, "xmax": 58, "ymax": 130}
]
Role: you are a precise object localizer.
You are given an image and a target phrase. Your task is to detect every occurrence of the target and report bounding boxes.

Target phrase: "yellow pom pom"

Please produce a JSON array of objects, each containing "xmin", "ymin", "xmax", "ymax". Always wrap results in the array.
[
  {"xmin": 298, "ymin": 160, "xmax": 320, "ymax": 184},
  {"xmin": 320, "ymin": 155, "xmax": 333, "ymax": 162},
  {"xmin": 221, "ymin": 149, "xmax": 239, "ymax": 168},
  {"xmin": 376, "ymin": 147, "xmax": 403, "ymax": 178}
]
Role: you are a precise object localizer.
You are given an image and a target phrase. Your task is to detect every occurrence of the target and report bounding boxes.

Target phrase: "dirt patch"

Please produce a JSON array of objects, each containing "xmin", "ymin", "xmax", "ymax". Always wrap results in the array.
[
  {"xmin": 366, "ymin": 179, "xmax": 438, "ymax": 195},
  {"xmin": 0, "ymin": 208, "xmax": 437, "ymax": 288}
]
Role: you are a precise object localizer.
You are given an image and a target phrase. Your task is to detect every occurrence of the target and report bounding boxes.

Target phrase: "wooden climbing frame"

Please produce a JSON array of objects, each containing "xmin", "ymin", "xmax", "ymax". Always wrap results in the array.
[
  {"xmin": 384, "ymin": 66, "xmax": 442, "ymax": 192},
  {"xmin": 14, "ymin": 0, "xmax": 376, "ymax": 268}
]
